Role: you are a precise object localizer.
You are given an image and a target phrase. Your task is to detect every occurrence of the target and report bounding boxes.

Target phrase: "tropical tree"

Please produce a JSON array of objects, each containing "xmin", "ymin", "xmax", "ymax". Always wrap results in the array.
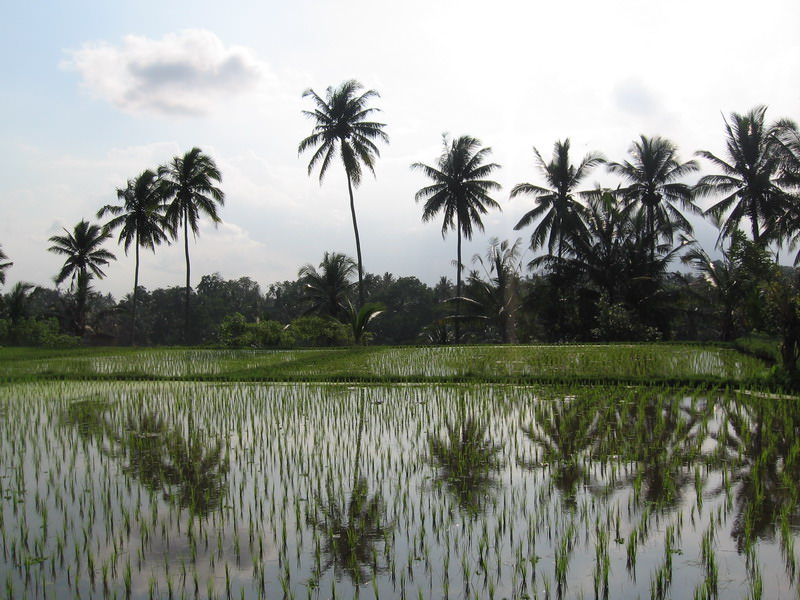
[
  {"xmin": 607, "ymin": 135, "xmax": 699, "ymax": 260},
  {"xmin": 299, "ymin": 80, "xmax": 389, "ymax": 307},
  {"xmin": 412, "ymin": 135, "xmax": 501, "ymax": 342},
  {"xmin": 344, "ymin": 301, "xmax": 384, "ymax": 345},
  {"xmin": 97, "ymin": 169, "xmax": 169, "ymax": 345},
  {"xmin": 511, "ymin": 138, "xmax": 604, "ymax": 258},
  {"xmin": 298, "ymin": 251, "xmax": 357, "ymax": 319},
  {"xmin": 48, "ymin": 219, "xmax": 115, "ymax": 336},
  {"xmin": 466, "ymin": 237, "xmax": 523, "ymax": 342},
  {"xmin": 770, "ymin": 121, "xmax": 800, "ymax": 261},
  {"xmin": 0, "ymin": 245, "xmax": 11, "ymax": 286},
  {"xmin": 695, "ymin": 106, "xmax": 791, "ymax": 245},
  {"xmin": 159, "ymin": 147, "xmax": 225, "ymax": 343}
]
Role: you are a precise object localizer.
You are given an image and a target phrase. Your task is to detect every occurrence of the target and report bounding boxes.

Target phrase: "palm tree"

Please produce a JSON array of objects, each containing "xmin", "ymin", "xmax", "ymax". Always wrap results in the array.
[
  {"xmin": 467, "ymin": 237, "xmax": 523, "ymax": 342},
  {"xmin": 97, "ymin": 169, "xmax": 169, "ymax": 345},
  {"xmin": 695, "ymin": 106, "xmax": 790, "ymax": 245},
  {"xmin": 298, "ymin": 251, "xmax": 357, "ymax": 319},
  {"xmin": 0, "ymin": 245, "xmax": 11, "ymax": 286},
  {"xmin": 770, "ymin": 120, "xmax": 800, "ymax": 261},
  {"xmin": 412, "ymin": 135, "xmax": 501, "ymax": 342},
  {"xmin": 299, "ymin": 80, "xmax": 389, "ymax": 307},
  {"xmin": 159, "ymin": 148, "xmax": 225, "ymax": 343},
  {"xmin": 607, "ymin": 135, "xmax": 699, "ymax": 260},
  {"xmin": 48, "ymin": 220, "xmax": 116, "ymax": 336},
  {"xmin": 511, "ymin": 139, "xmax": 604, "ymax": 258}
]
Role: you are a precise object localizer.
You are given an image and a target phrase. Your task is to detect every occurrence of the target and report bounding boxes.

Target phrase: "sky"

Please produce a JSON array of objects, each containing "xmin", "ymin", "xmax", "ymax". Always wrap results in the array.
[{"xmin": 1, "ymin": 0, "xmax": 799, "ymax": 300}]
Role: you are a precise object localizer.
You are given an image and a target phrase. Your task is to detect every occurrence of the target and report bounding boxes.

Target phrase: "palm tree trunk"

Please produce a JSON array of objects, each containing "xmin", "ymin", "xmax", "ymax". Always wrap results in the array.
[
  {"xmin": 132, "ymin": 235, "xmax": 140, "ymax": 346},
  {"xmin": 346, "ymin": 174, "xmax": 365, "ymax": 307},
  {"xmin": 455, "ymin": 214, "xmax": 462, "ymax": 344},
  {"xmin": 183, "ymin": 210, "xmax": 191, "ymax": 345}
]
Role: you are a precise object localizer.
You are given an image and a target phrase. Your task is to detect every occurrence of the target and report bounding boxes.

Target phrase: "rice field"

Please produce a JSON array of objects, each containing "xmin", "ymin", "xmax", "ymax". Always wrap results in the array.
[
  {"xmin": 1, "ymin": 375, "xmax": 797, "ymax": 599},
  {"xmin": 0, "ymin": 344, "xmax": 771, "ymax": 384}
]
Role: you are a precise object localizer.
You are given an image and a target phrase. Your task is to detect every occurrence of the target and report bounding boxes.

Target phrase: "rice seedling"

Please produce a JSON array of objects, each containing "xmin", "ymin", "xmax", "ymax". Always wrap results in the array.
[{"xmin": 0, "ymin": 369, "xmax": 796, "ymax": 598}]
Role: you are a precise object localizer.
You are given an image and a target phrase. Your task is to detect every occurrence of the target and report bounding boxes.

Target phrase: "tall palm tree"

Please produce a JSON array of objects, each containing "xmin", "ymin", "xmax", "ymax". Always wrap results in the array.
[
  {"xmin": 97, "ymin": 169, "xmax": 169, "ymax": 345},
  {"xmin": 48, "ymin": 219, "xmax": 116, "ymax": 336},
  {"xmin": 159, "ymin": 148, "xmax": 225, "ymax": 343},
  {"xmin": 412, "ymin": 135, "xmax": 501, "ymax": 342},
  {"xmin": 299, "ymin": 80, "xmax": 389, "ymax": 307},
  {"xmin": 0, "ymin": 245, "xmax": 11, "ymax": 286},
  {"xmin": 298, "ymin": 251, "xmax": 357, "ymax": 319},
  {"xmin": 695, "ymin": 106, "xmax": 789, "ymax": 245},
  {"xmin": 511, "ymin": 139, "xmax": 604, "ymax": 258},
  {"xmin": 607, "ymin": 135, "xmax": 699, "ymax": 260},
  {"xmin": 770, "ymin": 120, "xmax": 800, "ymax": 261}
]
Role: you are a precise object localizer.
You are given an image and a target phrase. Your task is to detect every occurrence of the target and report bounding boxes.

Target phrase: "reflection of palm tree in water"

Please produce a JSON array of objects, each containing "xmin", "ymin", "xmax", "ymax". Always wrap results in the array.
[
  {"xmin": 307, "ymin": 388, "xmax": 390, "ymax": 585},
  {"xmin": 64, "ymin": 400, "xmax": 228, "ymax": 517},
  {"xmin": 613, "ymin": 395, "xmax": 702, "ymax": 509},
  {"xmin": 715, "ymin": 397, "xmax": 800, "ymax": 552},
  {"xmin": 520, "ymin": 395, "xmax": 602, "ymax": 507},
  {"xmin": 428, "ymin": 397, "xmax": 503, "ymax": 516}
]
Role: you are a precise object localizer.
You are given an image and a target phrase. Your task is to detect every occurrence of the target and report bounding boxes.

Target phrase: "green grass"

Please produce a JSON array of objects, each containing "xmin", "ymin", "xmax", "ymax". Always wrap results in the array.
[{"xmin": 0, "ymin": 343, "xmax": 774, "ymax": 387}]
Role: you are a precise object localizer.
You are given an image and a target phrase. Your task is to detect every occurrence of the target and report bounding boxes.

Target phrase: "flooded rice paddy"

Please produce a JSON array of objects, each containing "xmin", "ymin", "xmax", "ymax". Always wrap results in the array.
[{"xmin": 1, "ymin": 381, "xmax": 798, "ymax": 599}]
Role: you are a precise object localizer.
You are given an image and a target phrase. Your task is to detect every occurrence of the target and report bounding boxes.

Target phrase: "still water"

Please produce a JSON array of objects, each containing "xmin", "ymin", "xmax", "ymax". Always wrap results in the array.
[{"xmin": 0, "ymin": 381, "xmax": 797, "ymax": 599}]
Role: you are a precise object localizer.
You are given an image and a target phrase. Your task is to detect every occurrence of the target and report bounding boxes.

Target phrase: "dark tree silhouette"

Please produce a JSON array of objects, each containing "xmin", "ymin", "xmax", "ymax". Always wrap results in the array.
[
  {"xmin": 412, "ymin": 134, "xmax": 501, "ymax": 342},
  {"xmin": 695, "ymin": 106, "xmax": 790, "ymax": 244},
  {"xmin": 299, "ymin": 80, "xmax": 389, "ymax": 307},
  {"xmin": 98, "ymin": 169, "xmax": 170, "ymax": 345},
  {"xmin": 159, "ymin": 148, "xmax": 224, "ymax": 343},
  {"xmin": 512, "ymin": 138, "xmax": 603, "ymax": 258},
  {"xmin": 607, "ymin": 135, "xmax": 699, "ymax": 260},
  {"xmin": 48, "ymin": 220, "xmax": 115, "ymax": 336}
]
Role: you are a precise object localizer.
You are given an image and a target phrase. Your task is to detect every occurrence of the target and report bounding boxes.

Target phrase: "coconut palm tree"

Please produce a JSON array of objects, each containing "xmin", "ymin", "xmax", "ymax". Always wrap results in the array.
[
  {"xmin": 98, "ymin": 169, "xmax": 170, "ymax": 345},
  {"xmin": 512, "ymin": 139, "xmax": 604, "ymax": 259},
  {"xmin": 412, "ymin": 135, "xmax": 501, "ymax": 342},
  {"xmin": 48, "ymin": 219, "xmax": 116, "ymax": 336},
  {"xmin": 159, "ymin": 148, "xmax": 225, "ymax": 343},
  {"xmin": 299, "ymin": 80, "xmax": 389, "ymax": 307},
  {"xmin": 769, "ymin": 120, "xmax": 800, "ymax": 261},
  {"xmin": 607, "ymin": 135, "xmax": 699, "ymax": 260},
  {"xmin": 466, "ymin": 237, "xmax": 523, "ymax": 342},
  {"xmin": 298, "ymin": 251, "xmax": 357, "ymax": 319},
  {"xmin": 695, "ymin": 106, "xmax": 790, "ymax": 245},
  {"xmin": 0, "ymin": 245, "xmax": 11, "ymax": 286}
]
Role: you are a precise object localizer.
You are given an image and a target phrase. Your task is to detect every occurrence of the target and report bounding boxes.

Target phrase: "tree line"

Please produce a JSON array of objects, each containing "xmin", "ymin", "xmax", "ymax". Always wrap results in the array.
[{"xmin": 1, "ymin": 81, "xmax": 800, "ymax": 369}]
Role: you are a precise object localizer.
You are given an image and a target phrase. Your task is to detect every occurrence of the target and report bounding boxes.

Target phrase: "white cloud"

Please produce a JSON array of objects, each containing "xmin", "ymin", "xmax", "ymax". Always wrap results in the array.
[{"xmin": 63, "ymin": 30, "xmax": 270, "ymax": 116}]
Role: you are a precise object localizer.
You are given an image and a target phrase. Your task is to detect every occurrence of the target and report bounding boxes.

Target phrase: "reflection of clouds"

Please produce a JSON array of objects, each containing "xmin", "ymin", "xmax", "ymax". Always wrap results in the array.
[{"xmin": 63, "ymin": 30, "xmax": 268, "ymax": 116}]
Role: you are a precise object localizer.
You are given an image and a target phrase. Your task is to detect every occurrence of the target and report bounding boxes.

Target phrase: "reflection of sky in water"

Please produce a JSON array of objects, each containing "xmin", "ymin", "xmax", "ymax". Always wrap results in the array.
[{"xmin": 0, "ymin": 381, "xmax": 797, "ymax": 599}]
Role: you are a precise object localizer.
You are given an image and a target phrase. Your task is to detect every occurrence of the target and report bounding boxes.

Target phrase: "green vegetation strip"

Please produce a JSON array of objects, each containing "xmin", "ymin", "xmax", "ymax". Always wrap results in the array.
[{"xmin": 0, "ymin": 344, "xmax": 778, "ymax": 390}]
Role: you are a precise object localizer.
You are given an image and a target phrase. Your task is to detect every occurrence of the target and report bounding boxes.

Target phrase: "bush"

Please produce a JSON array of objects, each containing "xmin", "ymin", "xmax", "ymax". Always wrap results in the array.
[
  {"xmin": 0, "ymin": 317, "xmax": 80, "ymax": 348},
  {"xmin": 218, "ymin": 313, "xmax": 294, "ymax": 348},
  {"xmin": 288, "ymin": 316, "xmax": 352, "ymax": 347}
]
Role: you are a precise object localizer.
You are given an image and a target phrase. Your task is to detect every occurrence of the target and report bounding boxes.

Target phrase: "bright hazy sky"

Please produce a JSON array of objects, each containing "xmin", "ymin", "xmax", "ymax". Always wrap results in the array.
[{"xmin": 2, "ymin": 0, "xmax": 799, "ymax": 299}]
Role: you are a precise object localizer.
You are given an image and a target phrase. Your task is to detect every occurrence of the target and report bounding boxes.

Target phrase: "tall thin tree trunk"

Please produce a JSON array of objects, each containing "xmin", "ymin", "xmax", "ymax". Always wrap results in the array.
[
  {"xmin": 455, "ymin": 213, "xmax": 462, "ymax": 344},
  {"xmin": 183, "ymin": 209, "xmax": 191, "ymax": 345},
  {"xmin": 346, "ymin": 174, "xmax": 365, "ymax": 307},
  {"xmin": 132, "ymin": 235, "xmax": 140, "ymax": 346}
]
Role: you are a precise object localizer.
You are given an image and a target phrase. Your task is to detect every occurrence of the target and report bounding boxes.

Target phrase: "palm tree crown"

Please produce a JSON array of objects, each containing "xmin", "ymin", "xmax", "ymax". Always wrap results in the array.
[
  {"xmin": 299, "ymin": 80, "xmax": 388, "ymax": 306},
  {"xmin": 298, "ymin": 251, "xmax": 357, "ymax": 319},
  {"xmin": 695, "ymin": 106, "xmax": 789, "ymax": 244},
  {"xmin": 511, "ymin": 139, "xmax": 603, "ymax": 257},
  {"xmin": 48, "ymin": 220, "xmax": 115, "ymax": 287},
  {"xmin": 98, "ymin": 169, "xmax": 170, "ymax": 344},
  {"xmin": 48, "ymin": 219, "xmax": 115, "ymax": 335},
  {"xmin": 159, "ymin": 147, "xmax": 224, "ymax": 343},
  {"xmin": 607, "ymin": 135, "xmax": 699, "ymax": 252},
  {"xmin": 412, "ymin": 135, "xmax": 501, "ymax": 342}
]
